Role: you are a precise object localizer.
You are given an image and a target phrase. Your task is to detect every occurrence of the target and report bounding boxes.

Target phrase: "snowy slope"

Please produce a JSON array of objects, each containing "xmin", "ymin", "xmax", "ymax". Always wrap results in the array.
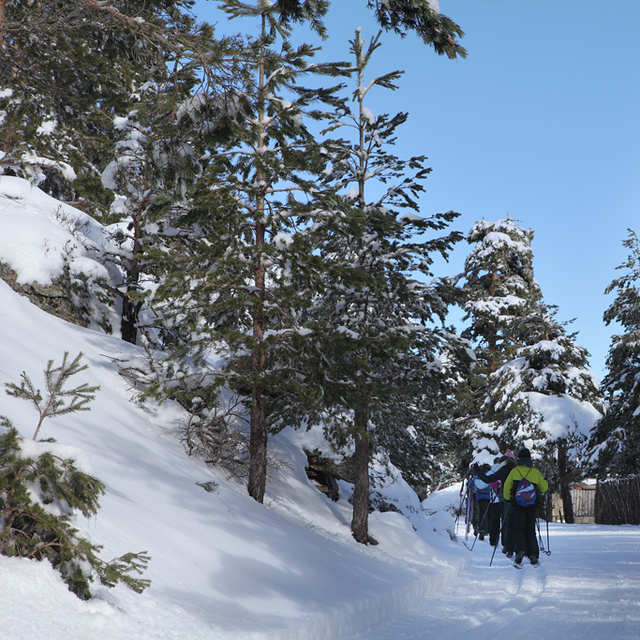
[{"xmin": 0, "ymin": 177, "xmax": 468, "ymax": 639}]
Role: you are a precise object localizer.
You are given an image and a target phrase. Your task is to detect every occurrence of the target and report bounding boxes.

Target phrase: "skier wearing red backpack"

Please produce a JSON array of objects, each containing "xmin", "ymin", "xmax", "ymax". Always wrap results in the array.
[{"xmin": 503, "ymin": 448, "xmax": 548, "ymax": 568}]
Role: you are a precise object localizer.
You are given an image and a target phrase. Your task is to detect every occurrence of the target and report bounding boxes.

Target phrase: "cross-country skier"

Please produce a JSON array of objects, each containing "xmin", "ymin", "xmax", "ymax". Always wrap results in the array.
[
  {"xmin": 473, "ymin": 450, "xmax": 517, "ymax": 554},
  {"xmin": 503, "ymin": 448, "xmax": 549, "ymax": 568}
]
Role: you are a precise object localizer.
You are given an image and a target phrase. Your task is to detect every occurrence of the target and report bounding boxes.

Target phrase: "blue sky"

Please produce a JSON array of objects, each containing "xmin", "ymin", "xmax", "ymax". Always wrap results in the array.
[{"xmin": 193, "ymin": 1, "xmax": 640, "ymax": 378}]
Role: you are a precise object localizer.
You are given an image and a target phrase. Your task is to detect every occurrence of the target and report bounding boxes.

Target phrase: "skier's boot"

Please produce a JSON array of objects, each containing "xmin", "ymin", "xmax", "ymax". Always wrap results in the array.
[
  {"xmin": 530, "ymin": 556, "xmax": 539, "ymax": 567},
  {"xmin": 513, "ymin": 552, "xmax": 525, "ymax": 569}
]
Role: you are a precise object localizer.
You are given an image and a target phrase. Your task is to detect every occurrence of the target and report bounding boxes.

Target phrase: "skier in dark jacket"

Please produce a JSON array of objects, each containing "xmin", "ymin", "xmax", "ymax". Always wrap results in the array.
[
  {"xmin": 503, "ymin": 448, "xmax": 549, "ymax": 567},
  {"xmin": 474, "ymin": 451, "xmax": 517, "ymax": 553},
  {"xmin": 472, "ymin": 469, "xmax": 492, "ymax": 540}
]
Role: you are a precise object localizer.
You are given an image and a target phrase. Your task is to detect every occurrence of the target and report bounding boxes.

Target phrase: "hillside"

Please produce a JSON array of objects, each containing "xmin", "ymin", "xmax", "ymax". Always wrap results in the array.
[{"xmin": 0, "ymin": 176, "xmax": 467, "ymax": 639}]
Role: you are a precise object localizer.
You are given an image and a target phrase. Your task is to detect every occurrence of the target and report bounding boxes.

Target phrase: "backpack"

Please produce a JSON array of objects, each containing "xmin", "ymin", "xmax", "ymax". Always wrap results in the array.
[{"xmin": 514, "ymin": 468, "xmax": 536, "ymax": 506}]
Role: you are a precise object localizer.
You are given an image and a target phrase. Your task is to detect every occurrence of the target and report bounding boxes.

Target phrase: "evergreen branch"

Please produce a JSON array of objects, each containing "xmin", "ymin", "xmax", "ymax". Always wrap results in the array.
[
  {"xmin": 96, "ymin": 551, "xmax": 152, "ymax": 593},
  {"xmin": 4, "ymin": 352, "xmax": 99, "ymax": 440}
]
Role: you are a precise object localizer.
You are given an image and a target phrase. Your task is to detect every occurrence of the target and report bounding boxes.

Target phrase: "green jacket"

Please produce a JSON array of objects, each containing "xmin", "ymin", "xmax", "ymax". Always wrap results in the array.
[{"xmin": 503, "ymin": 465, "xmax": 549, "ymax": 502}]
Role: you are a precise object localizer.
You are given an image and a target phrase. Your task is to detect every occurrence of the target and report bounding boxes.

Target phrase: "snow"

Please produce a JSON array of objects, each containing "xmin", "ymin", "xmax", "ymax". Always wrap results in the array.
[
  {"xmin": 348, "ymin": 519, "xmax": 640, "ymax": 640},
  {"xmin": 362, "ymin": 106, "xmax": 376, "ymax": 125},
  {"xmin": 0, "ymin": 176, "xmax": 111, "ymax": 285},
  {"xmin": 1, "ymin": 175, "xmax": 639, "ymax": 639},
  {"xmin": 36, "ymin": 119, "xmax": 57, "ymax": 136},
  {"xmin": 526, "ymin": 393, "xmax": 602, "ymax": 440}
]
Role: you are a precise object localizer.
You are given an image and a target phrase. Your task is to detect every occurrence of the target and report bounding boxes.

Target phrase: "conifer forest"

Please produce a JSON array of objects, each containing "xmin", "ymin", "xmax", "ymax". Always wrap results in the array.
[{"xmin": 1, "ymin": 0, "xmax": 639, "ymax": 549}]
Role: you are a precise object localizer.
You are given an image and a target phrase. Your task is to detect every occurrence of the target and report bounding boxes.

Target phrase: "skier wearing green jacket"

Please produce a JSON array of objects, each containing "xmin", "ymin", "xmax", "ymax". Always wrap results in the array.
[{"xmin": 503, "ymin": 448, "xmax": 549, "ymax": 567}]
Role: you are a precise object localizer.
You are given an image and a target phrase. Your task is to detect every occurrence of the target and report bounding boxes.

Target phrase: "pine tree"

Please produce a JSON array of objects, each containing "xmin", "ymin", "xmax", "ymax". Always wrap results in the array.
[
  {"xmin": 148, "ymin": 0, "xmax": 346, "ymax": 503},
  {"xmin": 298, "ymin": 29, "xmax": 464, "ymax": 543},
  {"xmin": 99, "ymin": 23, "xmax": 240, "ymax": 344},
  {"xmin": 275, "ymin": 0, "xmax": 466, "ymax": 58},
  {"xmin": 0, "ymin": 423, "xmax": 151, "ymax": 600},
  {"xmin": 366, "ymin": 0, "xmax": 466, "ymax": 58},
  {"xmin": 0, "ymin": 0, "xmax": 234, "ymax": 344},
  {"xmin": 4, "ymin": 351, "xmax": 99, "ymax": 440},
  {"xmin": 588, "ymin": 229, "xmax": 640, "ymax": 477},
  {"xmin": 459, "ymin": 218, "xmax": 543, "ymax": 462},
  {"xmin": 478, "ymin": 305, "xmax": 603, "ymax": 521},
  {"xmin": 1, "ymin": 356, "xmax": 150, "ymax": 600},
  {"xmin": 0, "ymin": 0, "xmax": 213, "ymax": 215},
  {"xmin": 462, "ymin": 218, "xmax": 542, "ymax": 377}
]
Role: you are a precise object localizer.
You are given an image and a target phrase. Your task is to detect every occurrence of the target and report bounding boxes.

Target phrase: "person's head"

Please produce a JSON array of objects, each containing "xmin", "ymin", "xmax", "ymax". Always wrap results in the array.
[
  {"xmin": 517, "ymin": 448, "xmax": 532, "ymax": 466},
  {"xmin": 499, "ymin": 449, "xmax": 517, "ymax": 467}
]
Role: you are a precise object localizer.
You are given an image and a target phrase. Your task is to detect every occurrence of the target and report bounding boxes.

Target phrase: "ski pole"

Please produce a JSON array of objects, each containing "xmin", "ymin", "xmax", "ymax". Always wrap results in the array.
[
  {"xmin": 536, "ymin": 517, "xmax": 551, "ymax": 556},
  {"xmin": 545, "ymin": 494, "xmax": 551, "ymax": 554},
  {"xmin": 465, "ymin": 479, "xmax": 474, "ymax": 543},
  {"xmin": 455, "ymin": 479, "xmax": 467, "ymax": 532},
  {"xmin": 536, "ymin": 518, "xmax": 545, "ymax": 553},
  {"xmin": 489, "ymin": 542, "xmax": 499, "ymax": 567}
]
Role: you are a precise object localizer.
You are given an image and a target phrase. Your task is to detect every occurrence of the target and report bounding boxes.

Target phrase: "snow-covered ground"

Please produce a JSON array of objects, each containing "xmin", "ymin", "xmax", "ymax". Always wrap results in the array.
[
  {"xmin": 1, "ymin": 176, "xmax": 639, "ymax": 639},
  {"xmin": 349, "ymin": 520, "xmax": 640, "ymax": 640}
]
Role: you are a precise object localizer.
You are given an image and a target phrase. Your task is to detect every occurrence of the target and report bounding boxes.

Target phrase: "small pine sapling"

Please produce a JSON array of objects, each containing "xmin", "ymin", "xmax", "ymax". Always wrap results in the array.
[
  {"xmin": 4, "ymin": 351, "xmax": 100, "ymax": 439},
  {"xmin": 1, "ymin": 356, "xmax": 151, "ymax": 599}
]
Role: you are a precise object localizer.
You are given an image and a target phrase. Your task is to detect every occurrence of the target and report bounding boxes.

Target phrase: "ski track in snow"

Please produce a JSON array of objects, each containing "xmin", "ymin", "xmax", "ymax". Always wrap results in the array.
[{"xmin": 344, "ymin": 522, "xmax": 640, "ymax": 640}]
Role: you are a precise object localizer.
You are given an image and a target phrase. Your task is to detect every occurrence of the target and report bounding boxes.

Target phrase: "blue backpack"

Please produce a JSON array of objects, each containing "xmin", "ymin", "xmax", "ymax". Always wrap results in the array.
[{"xmin": 515, "ymin": 468, "xmax": 536, "ymax": 506}]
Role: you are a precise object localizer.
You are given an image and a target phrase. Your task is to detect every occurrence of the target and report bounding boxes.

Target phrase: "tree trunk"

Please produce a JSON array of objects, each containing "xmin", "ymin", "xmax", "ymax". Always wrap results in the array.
[
  {"xmin": 247, "ymin": 380, "xmax": 267, "ymax": 503},
  {"xmin": 246, "ymin": 10, "xmax": 269, "ymax": 505},
  {"xmin": 351, "ymin": 407, "xmax": 371, "ymax": 544},
  {"xmin": 247, "ymin": 219, "xmax": 266, "ymax": 503},
  {"xmin": 121, "ymin": 202, "xmax": 144, "ymax": 344},
  {"xmin": 557, "ymin": 440, "xmax": 575, "ymax": 524},
  {"xmin": 120, "ymin": 290, "xmax": 141, "ymax": 345}
]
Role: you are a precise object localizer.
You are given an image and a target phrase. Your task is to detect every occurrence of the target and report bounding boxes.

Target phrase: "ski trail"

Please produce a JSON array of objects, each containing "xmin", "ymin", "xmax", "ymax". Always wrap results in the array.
[
  {"xmin": 343, "ymin": 537, "xmax": 541, "ymax": 640},
  {"xmin": 343, "ymin": 523, "xmax": 640, "ymax": 640},
  {"xmin": 454, "ymin": 566, "xmax": 546, "ymax": 640}
]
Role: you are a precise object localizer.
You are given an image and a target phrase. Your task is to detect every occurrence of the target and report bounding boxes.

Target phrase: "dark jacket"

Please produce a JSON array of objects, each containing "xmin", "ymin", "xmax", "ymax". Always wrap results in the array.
[{"xmin": 476, "ymin": 457, "xmax": 517, "ymax": 500}]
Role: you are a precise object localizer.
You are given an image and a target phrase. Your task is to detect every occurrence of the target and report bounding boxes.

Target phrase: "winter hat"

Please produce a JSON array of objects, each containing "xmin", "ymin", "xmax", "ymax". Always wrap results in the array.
[
  {"xmin": 505, "ymin": 449, "xmax": 516, "ymax": 461},
  {"xmin": 517, "ymin": 448, "xmax": 532, "ymax": 464}
]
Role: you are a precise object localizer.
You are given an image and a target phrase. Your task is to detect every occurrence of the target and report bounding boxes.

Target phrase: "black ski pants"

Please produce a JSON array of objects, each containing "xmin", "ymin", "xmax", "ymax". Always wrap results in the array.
[
  {"xmin": 473, "ymin": 498, "xmax": 490, "ymax": 535},
  {"xmin": 509, "ymin": 502, "xmax": 539, "ymax": 558},
  {"xmin": 488, "ymin": 501, "xmax": 501, "ymax": 547},
  {"xmin": 501, "ymin": 502, "xmax": 514, "ymax": 552}
]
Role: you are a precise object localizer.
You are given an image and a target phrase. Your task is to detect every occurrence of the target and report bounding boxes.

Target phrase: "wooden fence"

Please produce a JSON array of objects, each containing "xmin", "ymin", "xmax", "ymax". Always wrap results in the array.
[
  {"xmin": 551, "ymin": 483, "xmax": 596, "ymax": 523},
  {"xmin": 595, "ymin": 475, "xmax": 640, "ymax": 525}
]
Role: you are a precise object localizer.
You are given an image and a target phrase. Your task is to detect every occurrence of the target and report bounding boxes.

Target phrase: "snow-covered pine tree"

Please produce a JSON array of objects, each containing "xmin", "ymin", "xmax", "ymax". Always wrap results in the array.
[
  {"xmin": 366, "ymin": 0, "xmax": 466, "ymax": 58},
  {"xmin": 99, "ymin": 23, "xmax": 242, "ymax": 344},
  {"xmin": 1, "ymin": 355, "xmax": 150, "ymax": 599},
  {"xmin": 0, "ymin": 0, "xmax": 230, "ymax": 343},
  {"xmin": 0, "ymin": 423, "xmax": 151, "ymax": 600},
  {"xmin": 459, "ymin": 218, "xmax": 542, "ymax": 462},
  {"xmin": 0, "ymin": 0, "xmax": 211, "ymax": 216},
  {"xmin": 588, "ymin": 229, "xmax": 640, "ymax": 477},
  {"xmin": 478, "ymin": 305, "xmax": 603, "ymax": 522},
  {"xmin": 462, "ymin": 218, "xmax": 542, "ymax": 376},
  {"xmin": 147, "ymin": 0, "xmax": 347, "ymax": 504},
  {"xmin": 295, "ymin": 29, "xmax": 465, "ymax": 543}
]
